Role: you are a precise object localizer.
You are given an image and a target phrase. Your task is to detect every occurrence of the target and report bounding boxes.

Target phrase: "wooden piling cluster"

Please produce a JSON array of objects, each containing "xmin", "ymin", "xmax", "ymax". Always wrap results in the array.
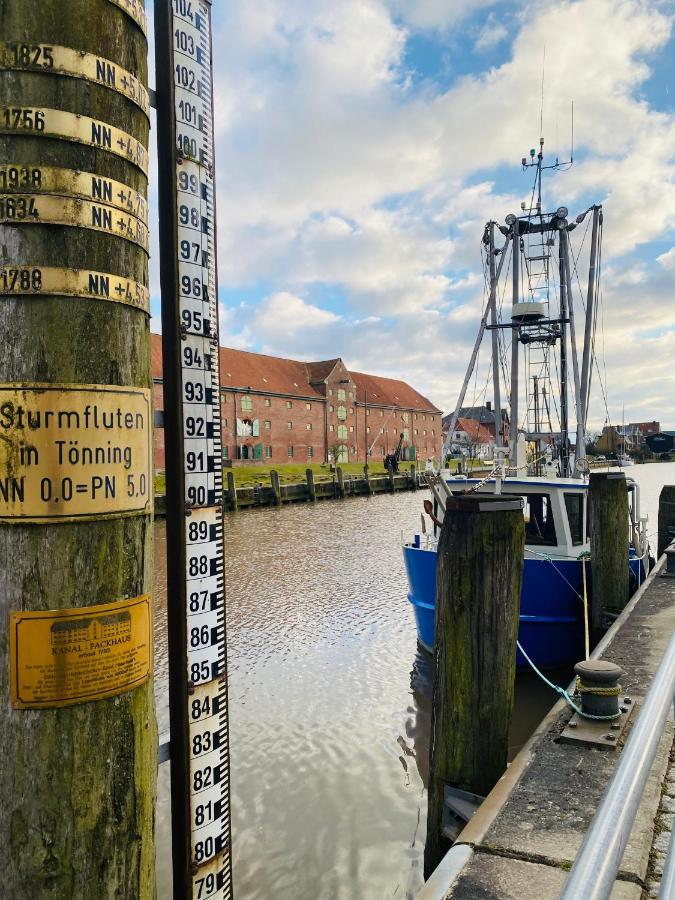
[{"xmin": 219, "ymin": 464, "xmax": 419, "ymax": 511}]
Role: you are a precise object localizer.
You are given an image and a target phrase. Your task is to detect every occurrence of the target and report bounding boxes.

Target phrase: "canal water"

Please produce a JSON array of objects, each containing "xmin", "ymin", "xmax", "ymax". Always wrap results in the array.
[{"xmin": 153, "ymin": 461, "xmax": 675, "ymax": 899}]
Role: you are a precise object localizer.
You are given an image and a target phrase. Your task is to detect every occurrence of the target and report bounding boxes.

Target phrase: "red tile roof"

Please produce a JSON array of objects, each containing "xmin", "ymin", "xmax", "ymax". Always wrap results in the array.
[
  {"xmin": 351, "ymin": 370, "xmax": 440, "ymax": 413},
  {"xmin": 445, "ymin": 416, "xmax": 494, "ymax": 444},
  {"xmin": 150, "ymin": 334, "xmax": 440, "ymax": 412}
]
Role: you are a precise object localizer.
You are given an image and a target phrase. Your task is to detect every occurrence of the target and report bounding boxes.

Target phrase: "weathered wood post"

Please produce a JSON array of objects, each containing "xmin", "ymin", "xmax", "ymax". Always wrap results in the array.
[
  {"xmin": 363, "ymin": 463, "xmax": 372, "ymax": 495},
  {"xmin": 410, "ymin": 463, "xmax": 417, "ymax": 490},
  {"xmin": 589, "ymin": 471, "xmax": 629, "ymax": 630},
  {"xmin": 424, "ymin": 494, "xmax": 524, "ymax": 879},
  {"xmin": 336, "ymin": 465, "xmax": 345, "ymax": 498},
  {"xmin": 0, "ymin": 0, "xmax": 156, "ymax": 896},
  {"xmin": 657, "ymin": 485, "xmax": 675, "ymax": 558},
  {"xmin": 227, "ymin": 470, "xmax": 238, "ymax": 511},
  {"xmin": 270, "ymin": 469, "xmax": 281, "ymax": 505},
  {"xmin": 306, "ymin": 467, "xmax": 316, "ymax": 501},
  {"xmin": 388, "ymin": 465, "xmax": 396, "ymax": 493}
]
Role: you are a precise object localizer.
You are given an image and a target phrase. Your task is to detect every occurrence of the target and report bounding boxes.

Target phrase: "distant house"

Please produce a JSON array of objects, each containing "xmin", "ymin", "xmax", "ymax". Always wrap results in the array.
[
  {"xmin": 596, "ymin": 426, "xmax": 622, "ymax": 455},
  {"xmin": 441, "ymin": 401, "xmax": 509, "ymax": 445},
  {"xmin": 617, "ymin": 421, "xmax": 660, "ymax": 450},
  {"xmin": 645, "ymin": 431, "xmax": 675, "ymax": 455},
  {"xmin": 443, "ymin": 417, "xmax": 495, "ymax": 459}
]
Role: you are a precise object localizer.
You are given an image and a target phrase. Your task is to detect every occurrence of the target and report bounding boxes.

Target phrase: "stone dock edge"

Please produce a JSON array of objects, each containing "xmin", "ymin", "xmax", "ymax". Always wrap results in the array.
[{"xmin": 419, "ymin": 553, "xmax": 675, "ymax": 899}]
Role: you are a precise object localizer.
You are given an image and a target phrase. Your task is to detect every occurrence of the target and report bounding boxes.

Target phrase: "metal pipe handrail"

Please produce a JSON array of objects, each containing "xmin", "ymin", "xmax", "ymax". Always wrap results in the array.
[{"xmin": 560, "ymin": 630, "xmax": 675, "ymax": 899}]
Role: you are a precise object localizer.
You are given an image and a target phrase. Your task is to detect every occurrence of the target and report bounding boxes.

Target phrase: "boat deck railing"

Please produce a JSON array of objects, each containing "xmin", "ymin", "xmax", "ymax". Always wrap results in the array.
[{"xmin": 560, "ymin": 564, "xmax": 675, "ymax": 899}]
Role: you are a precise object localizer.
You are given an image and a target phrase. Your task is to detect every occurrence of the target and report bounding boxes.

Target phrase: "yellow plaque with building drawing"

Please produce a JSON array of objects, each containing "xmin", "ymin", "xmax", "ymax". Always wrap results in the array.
[
  {"xmin": 10, "ymin": 594, "xmax": 152, "ymax": 708},
  {"xmin": 0, "ymin": 384, "xmax": 152, "ymax": 522}
]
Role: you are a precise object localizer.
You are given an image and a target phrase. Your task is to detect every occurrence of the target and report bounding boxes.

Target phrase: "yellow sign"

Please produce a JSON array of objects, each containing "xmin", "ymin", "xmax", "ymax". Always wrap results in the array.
[
  {"xmin": 0, "ymin": 384, "xmax": 152, "ymax": 522},
  {"xmin": 0, "ymin": 44, "xmax": 150, "ymax": 115},
  {"xmin": 1, "ymin": 164, "xmax": 148, "ymax": 222},
  {"xmin": 0, "ymin": 266, "xmax": 150, "ymax": 313},
  {"xmin": 0, "ymin": 194, "xmax": 149, "ymax": 252},
  {"xmin": 10, "ymin": 594, "xmax": 152, "ymax": 708},
  {"xmin": 106, "ymin": 0, "xmax": 149, "ymax": 36},
  {"xmin": 0, "ymin": 107, "xmax": 148, "ymax": 175}
]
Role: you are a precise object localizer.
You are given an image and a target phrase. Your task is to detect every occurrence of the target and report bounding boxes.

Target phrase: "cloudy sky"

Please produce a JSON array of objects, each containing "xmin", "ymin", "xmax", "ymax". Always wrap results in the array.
[{"xmin": 148, "ymin": 0, "xmax": 675, "ymax": 430}]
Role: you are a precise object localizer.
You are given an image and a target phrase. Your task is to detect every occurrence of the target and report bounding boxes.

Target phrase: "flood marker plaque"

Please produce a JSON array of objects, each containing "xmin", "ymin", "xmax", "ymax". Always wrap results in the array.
[{"xmin": 0, "ymin": 384, "xmax": 152, "ymax": 522}]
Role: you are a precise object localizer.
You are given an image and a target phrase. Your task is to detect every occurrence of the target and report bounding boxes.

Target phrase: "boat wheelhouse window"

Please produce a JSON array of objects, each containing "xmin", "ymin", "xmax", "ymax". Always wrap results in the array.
[
  {"xmin": 522, "ymin": 493, "xmax": 557, "ymax": 546},
  {"xmin": 564, "ymin": 493, "xmax": 584, "ymax": 545}
]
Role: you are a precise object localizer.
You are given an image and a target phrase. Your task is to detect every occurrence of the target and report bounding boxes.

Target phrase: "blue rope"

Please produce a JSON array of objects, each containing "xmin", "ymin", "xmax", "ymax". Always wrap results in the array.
[{"xmin": 516, "ymin": 640, "xmax": 621, "ymax": 721}]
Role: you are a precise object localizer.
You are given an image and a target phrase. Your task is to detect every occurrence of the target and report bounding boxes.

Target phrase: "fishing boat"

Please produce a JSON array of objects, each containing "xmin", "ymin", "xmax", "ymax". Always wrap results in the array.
[{"xmin": 403, "ymin": 139, "xmax": 649, "ymax": 668}]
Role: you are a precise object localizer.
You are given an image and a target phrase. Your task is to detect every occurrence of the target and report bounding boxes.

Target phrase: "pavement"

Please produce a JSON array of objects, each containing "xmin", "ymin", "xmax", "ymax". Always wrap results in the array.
[{"xmin": 418, "ymin": 556, "xmax": 675, "ymax": 899}]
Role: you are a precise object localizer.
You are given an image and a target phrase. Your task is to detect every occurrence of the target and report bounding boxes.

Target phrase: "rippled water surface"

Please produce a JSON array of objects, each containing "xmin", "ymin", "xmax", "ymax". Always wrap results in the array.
[{"xmin": 153, "ymin": 462, "xmax": 675, "ymax": 899}]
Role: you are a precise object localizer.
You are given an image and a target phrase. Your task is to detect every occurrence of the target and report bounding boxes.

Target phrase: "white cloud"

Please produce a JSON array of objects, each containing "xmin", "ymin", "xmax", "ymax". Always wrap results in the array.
[
  {"xmin": 207, "ymin": 0, "xmax": 675, "ymax": 423},
  {"xmin": 474, "ymin": 14, "xmax": 509, "ymax": 51}
]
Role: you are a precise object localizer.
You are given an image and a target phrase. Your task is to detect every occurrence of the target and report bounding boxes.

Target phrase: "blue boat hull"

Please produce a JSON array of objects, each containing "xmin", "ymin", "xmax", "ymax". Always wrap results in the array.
[{"xmin": 403, "ymin": 544, "xmax": 588, "ymax": 668}]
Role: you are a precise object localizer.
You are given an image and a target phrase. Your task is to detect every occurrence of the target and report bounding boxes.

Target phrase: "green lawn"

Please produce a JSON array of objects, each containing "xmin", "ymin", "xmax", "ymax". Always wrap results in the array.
[{"xmin": 154, "ymin": 458, "xmax": 489, "ymax": 495}]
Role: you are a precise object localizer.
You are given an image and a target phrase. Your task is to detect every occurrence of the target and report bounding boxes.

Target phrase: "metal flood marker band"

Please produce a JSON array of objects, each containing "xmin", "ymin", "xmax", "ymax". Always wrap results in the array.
[
  {"xmin": 0, "ymin": 194, "xmax": 149, "ymax": 252},
  {"xmin": 105, "ymin": 0, "xmax": 150, "ymax": 36},
  {"xmin": 154, "ymin": 1, "xmax": 233, "ymax": 898},
  {"xmin": 0, "ymin": 107, "xmax": 149, "ymax": 174},
  {"xmin": 0, "ymin": 44, "xmax": 150, "ymax": 115},
  {"xmin": 1, "ymin": 164, "xmax": 148, "ymax": 222},
  {"xmin": 0, "ymin": 266, "xmax": 150, "ymax": 313}
]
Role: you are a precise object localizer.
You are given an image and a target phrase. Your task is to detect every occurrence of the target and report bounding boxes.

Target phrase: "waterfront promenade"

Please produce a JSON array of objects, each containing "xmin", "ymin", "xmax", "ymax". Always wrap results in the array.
[{"xmin": 419, "ymin": 551, "xmax": 675, "ymax": 899}]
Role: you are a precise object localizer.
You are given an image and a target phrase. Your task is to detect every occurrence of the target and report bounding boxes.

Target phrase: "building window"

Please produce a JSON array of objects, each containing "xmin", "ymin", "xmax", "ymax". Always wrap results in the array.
[
  {"xmin": 306, "ymin": 402, "xmax": 311, "ymax": 410},
  {"xmin": 366, "ymin": 409, "xmax": 370, "ymax": 417},
  {"xmin": 222, "ymin": 392, "xmax": 227, "ymax": 403},
  {"xmin": 422, "ymin": 414, "xmax": 426, "ymax": 421},
  {"xmin": 265, "ymin": 445, "xmax": 272, "ymax": 459},
  {"xmin": 337, "ymin": 389, "xmax": 346, "ymax": 401},
  {"xmin": 349, "ymin": 391, "xmax": 354, "ymax": 400},
  {"xmin": 286, "ymin": 400, "xmax": 292, "ymax": 409},
  {"xmin": 222, "ymin": 446, "xmax": 229, "ymax": 460},
  {"xmin": 349, "ymin": 408, "xmax": 354, "ymax": 415},
  {"xmin": 349, "ymin": 425, "xmax": 354, "ymax": 433},
  {"xmin": 328, "ymin": 388, "xmax": 333, "ymax": 396},
  {"xmin": 402, "ymin": 413, "xmax": 409, "ymax": 424},
  {"xmin": 288, "ymin": 446, "xmax": 294, "ymax": 458},
  {"xmin": 241, "ymin": 395, "xmax": 252, "ymax": 412},
  {"xmin": 414, "ymin": 413, "xmax": 418, "ymax": 420},
  {"xmin": 264, "ymin": 398, "xmax": 271, "ymax": 407},
  {"xmin": 337, "ymin": 406, "xmax": 346, "ymax": 421},
  {"xmin": 337, "ymin": 444, "xmax": 348, "ymax": 463},
  {"xmin": 366, "ymin": 426, "xmax": 370, "ymax": 434},
  {"xmin": 414, "ymin": 428, "xmax": 418, "ymax": 435},
  {"xmin": 329, "ymin": 404, "xmax": 334, "ymax": 413},
  {"xmin": 380, "ymin": 410, "xmax": 383, "ymax": 417},
  {"xmin": 223, "ymin": 417, "xmax": 228, "ymax": 427},
  {"xmin": 329, "ymin": 424, "xmax": 334, "ymax": 432},
  {"xmin": 337, "ymin": 425, "xmax": 347, "ymax": 440},
  {"xmin": 287, "ymin": 421, "xmax": 292, "ymax": 430},
  {"xmin": 381, "ymin": 446, "xmax": 385, "ymax": 456},
  {"xmin": 403, "ymin": 429, "xmax": 409, "ymax": 441},
  {"xmin": 306, "ymin": 423, "xmax": 312, "ymax": 431},
  {"xmin": 307, "ymin": 446, "xmax": 313, "ymax": 459},
  {"xmin": 423, "ymin": 429, "xmax": 427, "ymax": 436},
  {"xmin": 264, "ymin": 420, "xmax": 271, "ymax": 429}
]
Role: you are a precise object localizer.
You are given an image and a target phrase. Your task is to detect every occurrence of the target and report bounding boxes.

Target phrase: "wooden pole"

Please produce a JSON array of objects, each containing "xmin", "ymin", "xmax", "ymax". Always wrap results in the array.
[
  {"xmin": 424, "ymin": 494, "xmax": 524, "ymax": 879},
  {"xmin": 363, "ymin": 464, "xmax": 372, "ymax": 495},
  {"xmin": 227, "ymin": 470, "xmax": 238, "ymax": 511},
  {"xmin": 270, "ymin": 469, "xmax": 281, "ymax": 505},
  {"xmin": 657, "ymin": 485, "xmax": 675, "ymax": 558},
  {"xmin": 410, "ymin": 463, "xmax": 417, "ymax": 490},
  {"xmin": 0, "ymin": 1, "xmax": 155, "ymax": 897},
  {"xmin": 306, "ymin": 467, "xmax": 316, "ymax": 501},
  {"xmin": 589, "ymin": 471, "xmax": 629, "ymax": 631},
  {"xmin": 336, "ymin": 466, "xmax": 345, "ymax": 498}
]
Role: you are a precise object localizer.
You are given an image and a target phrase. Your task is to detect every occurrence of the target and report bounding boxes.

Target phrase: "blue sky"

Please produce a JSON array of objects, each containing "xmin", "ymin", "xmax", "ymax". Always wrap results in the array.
[{"xmin": 147, "ymin": 0, "xmax": 675, "ymax": 429}]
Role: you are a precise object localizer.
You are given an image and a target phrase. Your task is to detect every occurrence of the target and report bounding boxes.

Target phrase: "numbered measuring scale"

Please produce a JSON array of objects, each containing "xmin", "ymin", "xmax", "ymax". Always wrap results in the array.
[{"xmin": 155, "ymin": 0, "xmax": 232, "ymax": 897}]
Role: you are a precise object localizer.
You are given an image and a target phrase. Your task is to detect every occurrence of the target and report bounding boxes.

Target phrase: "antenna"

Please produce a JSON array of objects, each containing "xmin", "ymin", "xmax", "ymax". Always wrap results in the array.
[
  {"xmin": 540, "ymin": 46, "xmax": 546, "ymax": 140},
  {"xmin": 570, "ymin": 100, "xmax": 574, "ymax": 165}
]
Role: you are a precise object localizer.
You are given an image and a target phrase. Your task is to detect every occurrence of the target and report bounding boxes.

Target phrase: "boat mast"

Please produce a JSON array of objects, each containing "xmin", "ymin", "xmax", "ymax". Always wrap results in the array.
[
  {"xmin": 510, "ymin": 219, "xmax": 520, "ymax": 453},
  {"xmin": 562, "ymin": 229, "xmax": 586, "ymax": 465},
  {"xmin": 488, "ymin": 222, "xmax": 503, "ymax": 446},
  {"xmin": 580, "ymin": 205, "xmax": 601, "ymax": 430},
  {"xmin": 558, "ymin": 229, "xmax": 569, "ymax": 477}
]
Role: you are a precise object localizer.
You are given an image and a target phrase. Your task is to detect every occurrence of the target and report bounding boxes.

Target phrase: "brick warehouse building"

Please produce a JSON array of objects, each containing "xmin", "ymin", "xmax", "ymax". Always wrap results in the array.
[{"xmin": 151, "ymin": 334, "xmax": 442, "ymax": 469}]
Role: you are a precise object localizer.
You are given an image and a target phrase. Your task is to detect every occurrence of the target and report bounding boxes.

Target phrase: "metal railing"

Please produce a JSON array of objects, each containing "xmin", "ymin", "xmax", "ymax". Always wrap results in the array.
[{"xmin": 560, "ymin": 628, "xmax": 675, "ymax": 899}]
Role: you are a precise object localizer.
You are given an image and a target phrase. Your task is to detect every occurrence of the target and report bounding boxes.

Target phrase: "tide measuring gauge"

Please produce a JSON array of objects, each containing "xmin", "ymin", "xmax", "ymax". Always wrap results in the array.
[{"xmin": 154, "ymin": 1, "xmax": 233, "ymax": 897}]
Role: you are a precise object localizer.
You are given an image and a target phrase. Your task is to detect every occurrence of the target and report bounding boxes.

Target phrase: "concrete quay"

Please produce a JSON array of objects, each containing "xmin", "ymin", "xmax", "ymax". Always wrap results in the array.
[{"xmin": 419, "ymin": 554, "xmax": 675, "ymax": 899}]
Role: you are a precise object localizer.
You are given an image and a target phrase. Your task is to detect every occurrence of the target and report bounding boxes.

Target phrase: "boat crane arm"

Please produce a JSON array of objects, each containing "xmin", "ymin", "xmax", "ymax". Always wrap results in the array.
[{"xmin": 442, "ymin": 231, "xmax": 510, "ymax": 462}]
